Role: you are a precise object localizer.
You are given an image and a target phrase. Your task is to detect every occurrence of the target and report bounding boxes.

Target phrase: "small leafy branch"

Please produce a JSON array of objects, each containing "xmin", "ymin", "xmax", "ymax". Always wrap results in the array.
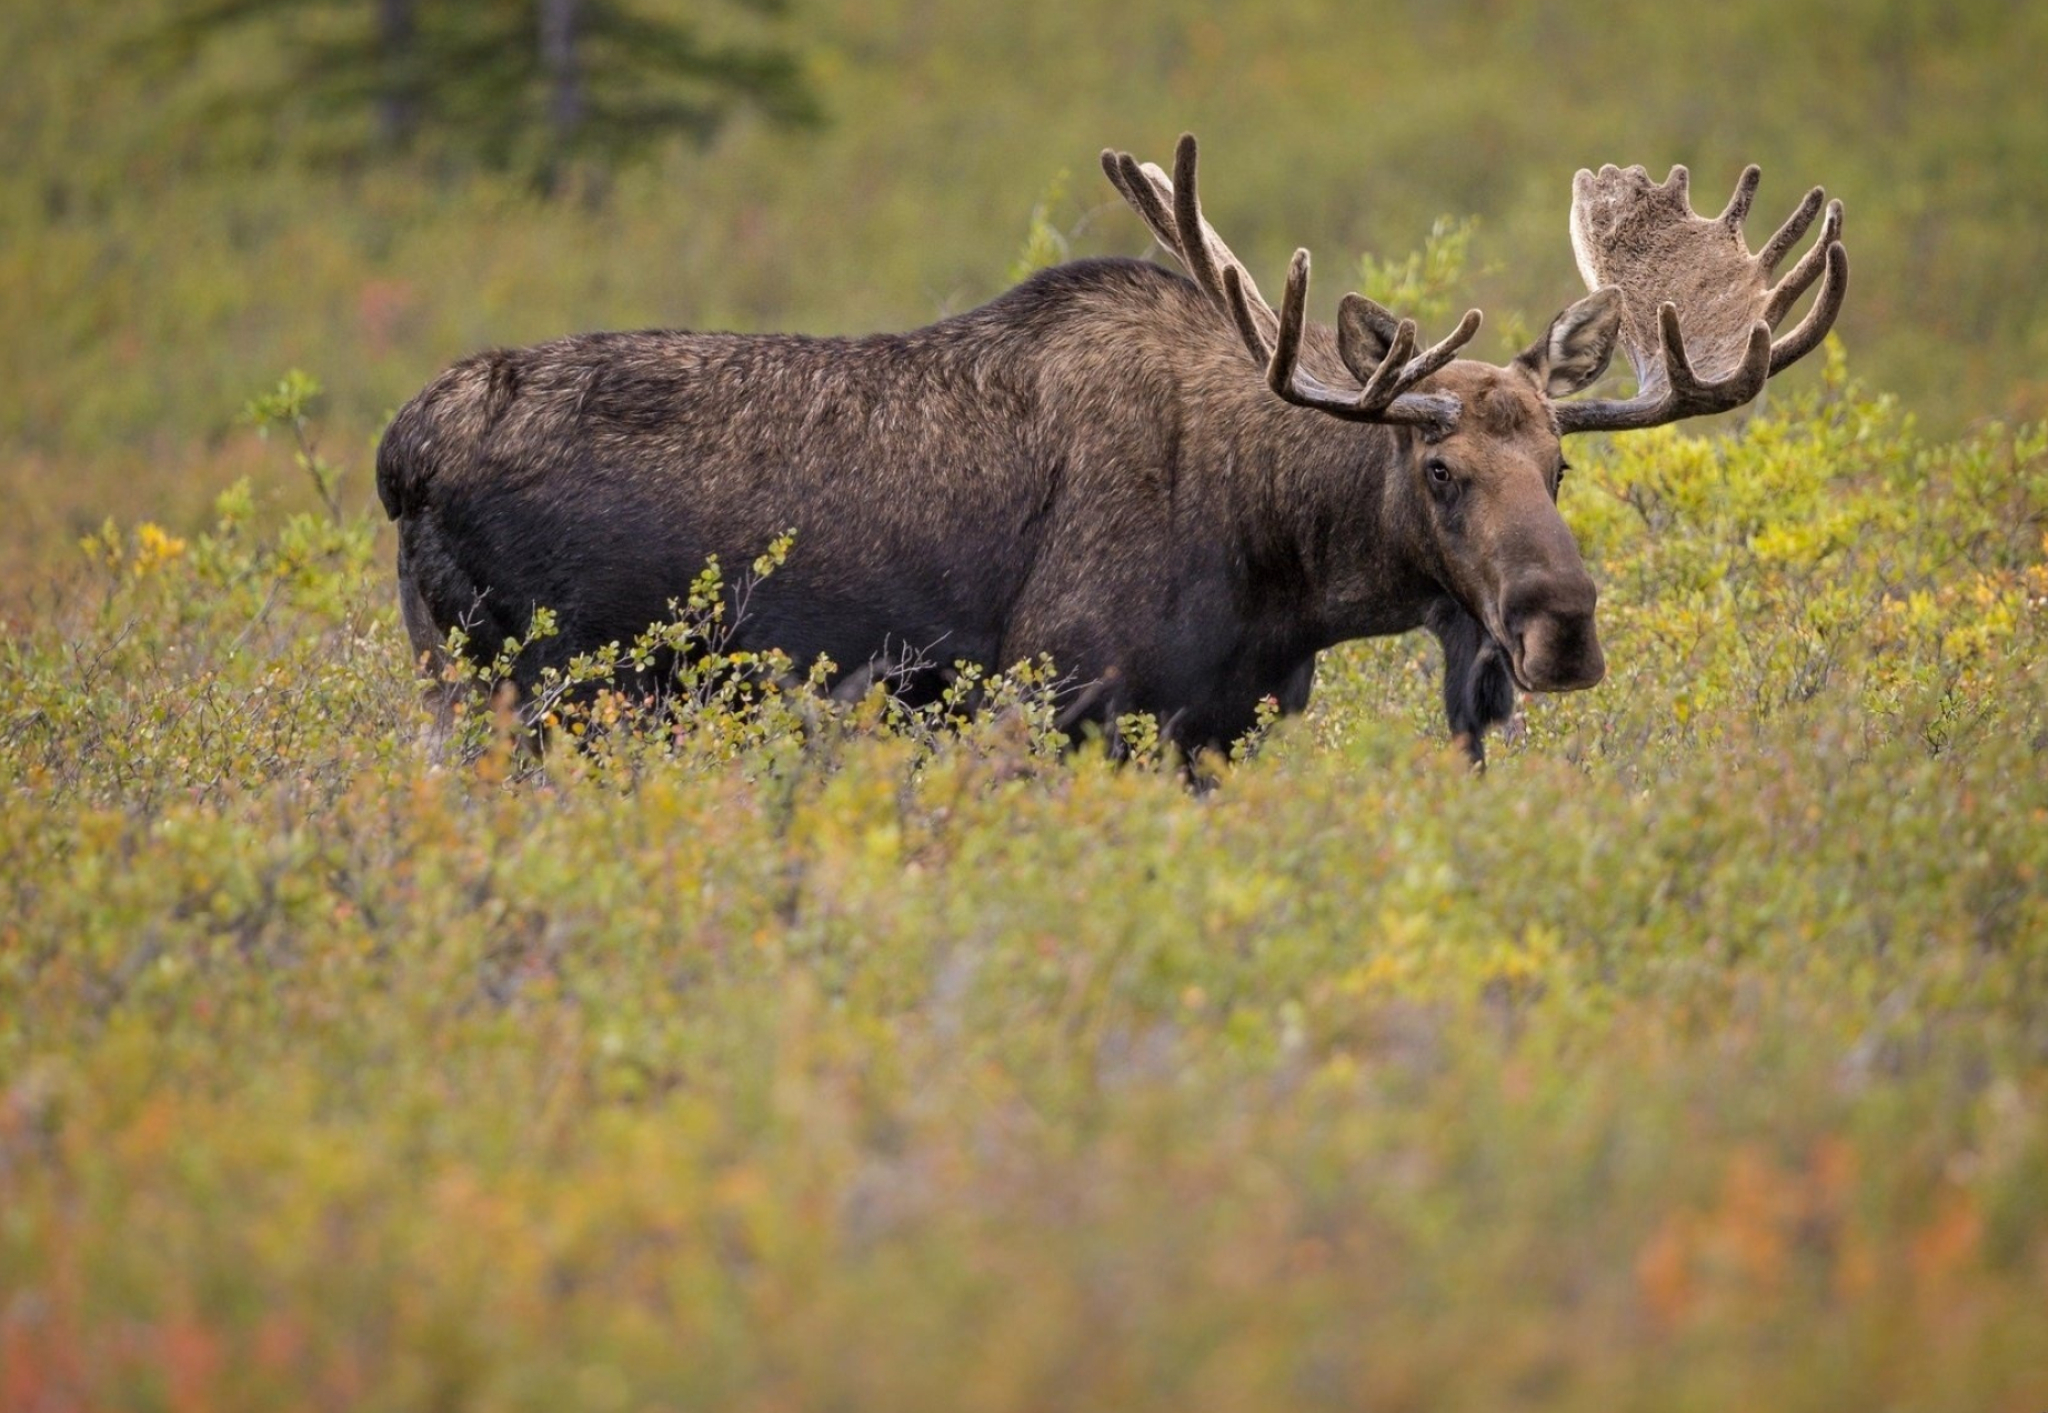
[
  {"xmin": 1356, "ymin": 215, "xmax": 1488, "ymax": 332},
  {"xmin": 1009, "ymin": 168, "xmax": 1074, "ymax": 284},
  {"xmin": 429, "ymin": 530, "xmax": 1085, "ymax": 786},
  {"xmin": 242, "ymin": 369, "xmax": 345, "ymax": 523}
]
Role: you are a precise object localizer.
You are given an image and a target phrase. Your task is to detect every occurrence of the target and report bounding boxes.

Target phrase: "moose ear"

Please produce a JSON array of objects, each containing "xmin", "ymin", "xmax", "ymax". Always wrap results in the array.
[
  {"xmin": 1336, "ymin": 293, "xmax": 1404, "ymax": 383},
  {"xmin": 1520, "ymin": 287, "xmax": 1622, "ymax": 397}
]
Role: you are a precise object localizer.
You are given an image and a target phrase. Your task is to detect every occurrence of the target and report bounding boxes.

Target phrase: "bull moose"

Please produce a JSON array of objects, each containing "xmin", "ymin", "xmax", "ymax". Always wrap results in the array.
[{"xmin": 377, "ymin": 135, "xmax": 1847, "ymax": 762}]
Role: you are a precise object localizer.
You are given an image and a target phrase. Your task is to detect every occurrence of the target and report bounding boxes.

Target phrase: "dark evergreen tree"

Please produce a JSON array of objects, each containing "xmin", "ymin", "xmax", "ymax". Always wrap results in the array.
[{"xmin": 154, "ymin": 0, "xmax": 821, "ymax": 187}]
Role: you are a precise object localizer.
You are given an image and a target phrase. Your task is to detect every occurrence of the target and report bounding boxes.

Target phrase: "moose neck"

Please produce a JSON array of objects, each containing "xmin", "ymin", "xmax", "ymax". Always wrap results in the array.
[
  {"xmin": 1321, "ymin": 423, "xmax": 1447, "ymax": 646},
  {"xmin": 1226, "ymin": 382, "xmax": 1447, "ymax": 655}
]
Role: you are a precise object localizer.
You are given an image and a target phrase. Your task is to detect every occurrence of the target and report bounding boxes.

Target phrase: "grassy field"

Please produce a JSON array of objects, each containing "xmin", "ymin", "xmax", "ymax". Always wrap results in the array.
[{"xmin": 6, "ymin": 2, "xmax": 2048, "ymax": 1409}]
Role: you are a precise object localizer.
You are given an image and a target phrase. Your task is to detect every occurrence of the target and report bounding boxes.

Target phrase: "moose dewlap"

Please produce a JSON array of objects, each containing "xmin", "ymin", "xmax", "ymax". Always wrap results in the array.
[{"xmin": 377, "ymin": 135, "xmax": 1848, "ymax": 762}]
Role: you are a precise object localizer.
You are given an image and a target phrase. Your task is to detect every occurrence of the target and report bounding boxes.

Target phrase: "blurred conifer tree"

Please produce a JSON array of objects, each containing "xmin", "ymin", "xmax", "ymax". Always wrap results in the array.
[{"xmin": 154, "ymin": 0, "xmax": 822, "ymax": 190}]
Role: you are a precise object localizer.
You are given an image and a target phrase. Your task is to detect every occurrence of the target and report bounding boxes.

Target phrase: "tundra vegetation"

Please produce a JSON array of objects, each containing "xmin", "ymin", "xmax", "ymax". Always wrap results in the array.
[
  {"xmin": 7, "ymin": 343, "xmax": 2048, "ymax": 1413},
  {"xmin": 5, "ymin": 2, "xmax": 2048, "ymax": 1409}
]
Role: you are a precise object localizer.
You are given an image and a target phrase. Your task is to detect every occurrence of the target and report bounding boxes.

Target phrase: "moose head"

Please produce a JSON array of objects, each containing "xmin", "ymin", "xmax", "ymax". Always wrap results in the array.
[{"xmin": 1101, "ymin": 136, "xmax": 1848, "ymax": 749}]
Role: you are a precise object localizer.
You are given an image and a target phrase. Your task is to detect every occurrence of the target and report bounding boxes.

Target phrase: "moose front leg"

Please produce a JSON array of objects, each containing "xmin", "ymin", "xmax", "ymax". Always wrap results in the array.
[{"xmin": 1427, "ymin": 601, "xmax": 1516, "ymax": 766}]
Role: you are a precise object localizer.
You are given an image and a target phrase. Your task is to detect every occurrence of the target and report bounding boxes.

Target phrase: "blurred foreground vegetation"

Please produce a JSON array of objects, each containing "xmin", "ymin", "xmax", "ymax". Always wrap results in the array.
[{"xmin": 4, "ymin": 352, "xmax": 2047, "ymax": 1406}]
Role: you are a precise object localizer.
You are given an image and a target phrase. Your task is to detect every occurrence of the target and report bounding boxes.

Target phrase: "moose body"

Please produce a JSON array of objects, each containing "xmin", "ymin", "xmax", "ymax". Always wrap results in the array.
[
  {"xmin": 382, "ymin": 258, "xmax": 1498, "ymax": 749},
  {"xmin": 380, "ymin": 137, "xmax": 1846, "ymax": 759}
]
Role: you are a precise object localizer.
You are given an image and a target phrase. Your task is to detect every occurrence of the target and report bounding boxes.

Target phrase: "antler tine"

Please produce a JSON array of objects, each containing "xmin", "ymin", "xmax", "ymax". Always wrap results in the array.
[
  {"xmin": 1661, "ymin": 304, "xmax": 1770, "ymax": 405},
  {"xmin": 1232, "ymin": 249, "xmax": 1462, "ymax": 430},
  {"xmin": 1767, "ymin": 240, "xmax": 1850, "ymax": 373},
  {"xmin": 1763, "ymin": 198, "xmax": 1844, "ymax": 324},
  {"xmin": 1104, "ymin": 138, "xmax": 1277, "ymax": 332},
  {"xmin": 1383, "ymin": 309, "xmax": 1484, "ymax": 401},
  {"xmin": 1220, "ymin": 265, "xmax": 1274, "ymax": 364},
  {"xmin": 1354, "ymin": 318, "xmax": 1420, "ymax": 411},
  {"xmin": 1557, "ymin": 310, "xmax": 1771, "ymax": 436},
  {"xmin": 1264, "ymin": 249, "xmax": 1313, "ymax": 402},
  {"xmin": 1718, "ymin": 165, "xmax": 1762, "ymax": 231},
  {"xmin": 1171, "ymin": 134, "xmax": 1230, "ymax": 308},
  {"xmin": 1255, "ymin": 248, "xmax": 1362, "ymax": 416},
  {"xmin": 1657, "ymin": 303, "xmax": 1700, "ymax": 392},
  {"xmin": 1756, "ymin": 186, "xmax": 1826, "ymax": 277},
  {"xmin": 1102, "ymin": 150, "xmax": 1179, "ymax": 262}
]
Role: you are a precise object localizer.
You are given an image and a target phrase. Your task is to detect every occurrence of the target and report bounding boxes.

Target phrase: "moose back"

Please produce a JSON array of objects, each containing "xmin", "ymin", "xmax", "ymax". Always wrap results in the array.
[{"xmin": 378, "ymin": 136, "xmax": 1846, "ymax": 760}]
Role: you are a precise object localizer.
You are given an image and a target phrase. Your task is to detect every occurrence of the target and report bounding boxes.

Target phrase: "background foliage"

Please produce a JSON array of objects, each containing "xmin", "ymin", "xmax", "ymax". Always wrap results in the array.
[
  {"xmin": 4, "ymin": 3, "xmax": 2048, "ymax": 1408},
  {"xmin": 4, "ymin": 4, "xmax": 2047, "ymax": 491}
]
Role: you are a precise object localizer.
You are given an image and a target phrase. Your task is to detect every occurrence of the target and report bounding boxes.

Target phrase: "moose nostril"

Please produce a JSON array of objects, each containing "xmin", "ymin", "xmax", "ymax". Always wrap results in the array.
[{"xmin": 1504, "ymin": 616, "xmax": 1530, "ymax": 659}]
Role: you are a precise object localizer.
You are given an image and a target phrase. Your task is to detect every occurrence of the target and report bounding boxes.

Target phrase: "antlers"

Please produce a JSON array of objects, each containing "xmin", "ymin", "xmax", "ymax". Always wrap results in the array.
[
  {"xmin": 1100, "ymin": 137, "xmax": 1848, "ymax": 438},
  {"xmin": 1101, "ymin": 135, "xmax": 1481, "ymax": 433},
  {"xmin": 1556, "ymin": 163, "xmax": 1849, "ymax": 434}
]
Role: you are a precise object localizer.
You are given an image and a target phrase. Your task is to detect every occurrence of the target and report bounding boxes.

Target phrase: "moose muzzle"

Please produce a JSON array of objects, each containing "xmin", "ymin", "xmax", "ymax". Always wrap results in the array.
[{"xmin": 1501, "ymin": 572, "xmax": 1605, "ymax": 692}]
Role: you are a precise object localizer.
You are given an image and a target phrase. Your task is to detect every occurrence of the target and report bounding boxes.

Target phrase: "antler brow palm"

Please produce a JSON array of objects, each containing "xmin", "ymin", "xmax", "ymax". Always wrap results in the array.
[{"xmin": 1558, "ymin": 162, "xmax": 1849, "ymax": 433}]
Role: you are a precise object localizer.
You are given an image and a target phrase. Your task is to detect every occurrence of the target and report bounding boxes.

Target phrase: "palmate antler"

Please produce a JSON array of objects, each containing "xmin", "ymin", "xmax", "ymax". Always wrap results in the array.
[
  {"xmin": 1556, "ymin": 163, "xmax": 1849, "ymax": 434},
  {"xmin": 1101, "ymin": 135, "xmax": 1482, "ymax": 432}
]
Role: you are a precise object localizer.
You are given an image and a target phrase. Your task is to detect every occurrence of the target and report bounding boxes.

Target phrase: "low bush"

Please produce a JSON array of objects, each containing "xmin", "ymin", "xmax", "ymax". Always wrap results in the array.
[{"xmin": 2, "ymin": 358, "xmax": 2044, "ymax": 1410}]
